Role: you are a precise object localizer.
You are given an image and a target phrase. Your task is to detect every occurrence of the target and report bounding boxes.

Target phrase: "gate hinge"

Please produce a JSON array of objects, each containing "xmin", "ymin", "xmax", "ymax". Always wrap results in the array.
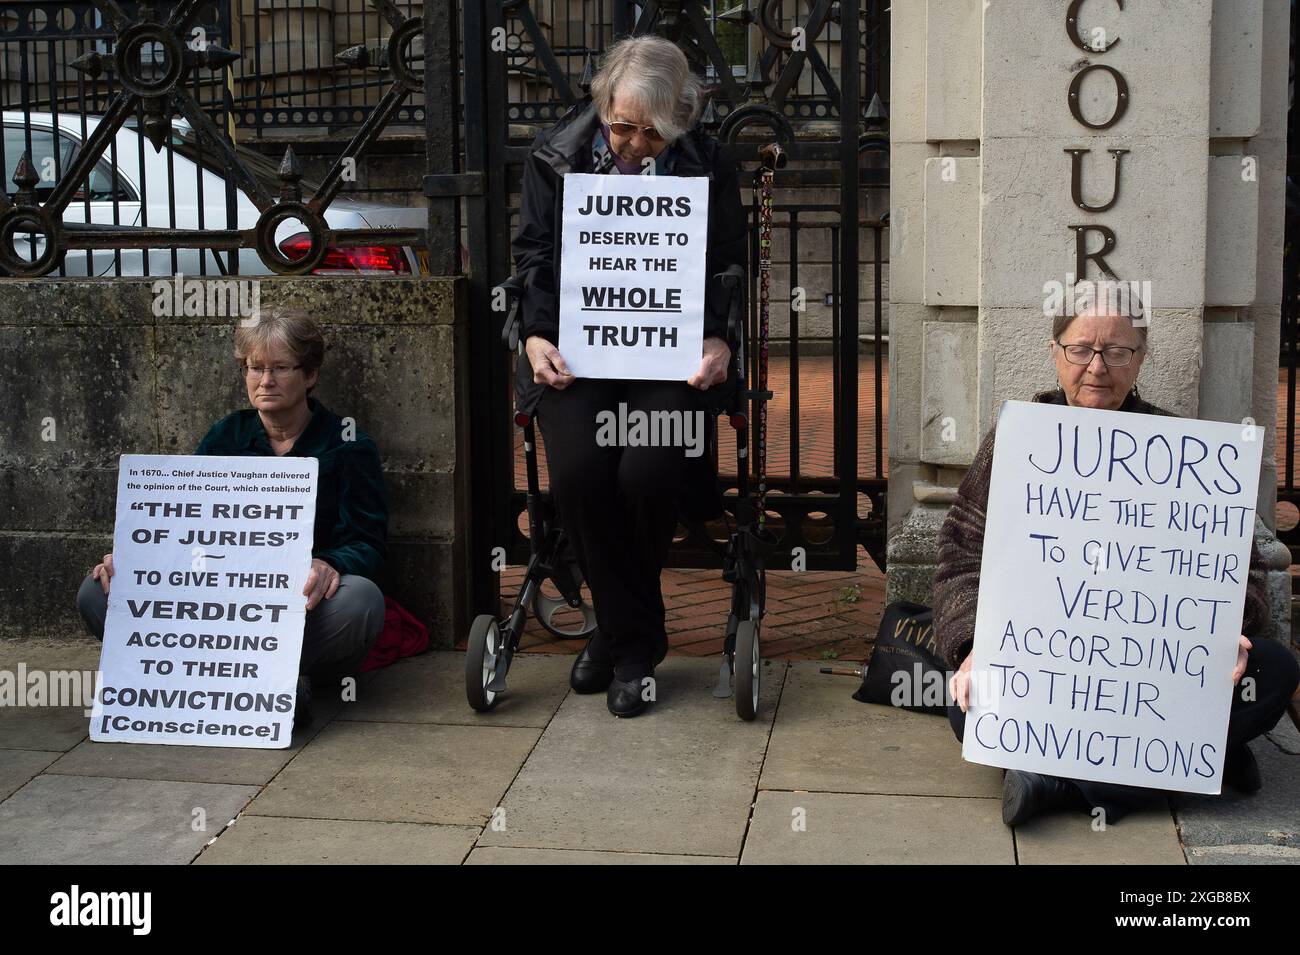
[{"xmin": 423, "ymin": 173, "xmax": 485, "ymax": 198}]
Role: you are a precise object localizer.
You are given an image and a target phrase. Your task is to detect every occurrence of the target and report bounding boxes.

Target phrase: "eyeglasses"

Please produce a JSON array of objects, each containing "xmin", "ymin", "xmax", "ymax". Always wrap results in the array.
[
  {"xmin": 244, "ymin": 363, "xmax": 303, "ymax": 380},
  {"xmin": 607, "ymin": 120, "xmax": 665, "ymax": 143},
  {"xmin": 1055, "ymin": 342, "xmax": 1141, "ymax": 367}
]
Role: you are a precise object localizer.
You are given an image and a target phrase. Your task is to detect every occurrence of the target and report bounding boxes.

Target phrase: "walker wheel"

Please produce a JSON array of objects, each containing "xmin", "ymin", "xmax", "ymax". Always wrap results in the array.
[
  {"xmin": 734, "ymin": 618, "xmax": 760, "ymax": 721},
  {"xmin": 465, "ymin": 614, "xmax": 502, "ymax": 712}
]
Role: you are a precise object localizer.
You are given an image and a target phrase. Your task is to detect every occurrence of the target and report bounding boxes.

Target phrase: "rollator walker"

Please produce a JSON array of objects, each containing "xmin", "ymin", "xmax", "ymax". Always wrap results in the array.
[{"xmin": 464, "ymin": 143, "xmax": 785, "ymax": 721}]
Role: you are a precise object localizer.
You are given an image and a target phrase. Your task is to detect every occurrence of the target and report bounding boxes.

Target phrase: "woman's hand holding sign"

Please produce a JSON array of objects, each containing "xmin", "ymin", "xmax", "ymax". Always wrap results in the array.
[
  {"xmin": 91, "ymin": 552, "xmax": 115, "ymax": 595},
  {"xmin": 688, "ymin": 336, "xmax": 731, "ymax": 390},
  {"xmin": 1234, "ymin": 635, "xmax": 1251, "ymax": 686},
  {"xmin": 526, "ymin": 336, "xmax": 576, "ymax": 391},
  {"xmin": 303, "ymin": 558, "xmax": 340, "ymax": 610},
  {"xmin": 949, "ymin": 652, "xmax": 974, "ymax": 712}
]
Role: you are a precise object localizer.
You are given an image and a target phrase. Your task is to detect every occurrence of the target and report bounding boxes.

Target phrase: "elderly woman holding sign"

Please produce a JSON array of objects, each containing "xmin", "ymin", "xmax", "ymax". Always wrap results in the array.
[
  {"xmin": 512, "ymin": 35, "xmax": 746, "ymax": 717},
  {"xmin": 934, "ymin": 292, "xmax": 1300, "ymax": 825},
  {"xmin": 75, "ymin": 309, "xmax": 389, "ymax": 726}
]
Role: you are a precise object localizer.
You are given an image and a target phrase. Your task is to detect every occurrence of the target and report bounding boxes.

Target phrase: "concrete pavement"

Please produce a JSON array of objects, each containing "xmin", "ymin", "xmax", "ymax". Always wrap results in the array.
[{"xmin": 5, "ymin": 643, "xmax": 1288, "ymax": 864}]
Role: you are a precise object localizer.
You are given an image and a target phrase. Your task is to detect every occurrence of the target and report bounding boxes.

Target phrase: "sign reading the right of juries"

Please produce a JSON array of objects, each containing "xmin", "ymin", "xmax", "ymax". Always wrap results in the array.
[{"xmin": 962, "ymin": 401, "xmax": 1264, "ymax": 794}]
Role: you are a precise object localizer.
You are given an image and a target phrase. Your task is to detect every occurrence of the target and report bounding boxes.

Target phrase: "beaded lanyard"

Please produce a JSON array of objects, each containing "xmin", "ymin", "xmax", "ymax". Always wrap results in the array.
[{"xmin": 756, "ymin": 159, "xmax": 774, "ymax": 529}]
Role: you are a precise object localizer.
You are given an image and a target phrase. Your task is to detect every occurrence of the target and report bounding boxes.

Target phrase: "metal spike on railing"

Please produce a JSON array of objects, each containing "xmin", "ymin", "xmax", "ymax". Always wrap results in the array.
[
  {"xmin": 864, "ymin": 91, "xmax": 888, "ymax": 127},
  {"xmin": 12, "ymin": 153, "xmax": 39, "ymax": 206},
  {"xmin": 197, "ymin": 44, "xmax": 241, "ymax": 70},
  {"xmin": 578, "ymin": 52, "xmax": 595, "ymax": 93},
  {"xmin": 142, "ymin": 97, "xmax": 171, "ymax": 153},
  {"xmin": 70, "ymin": 50, "xmax": 108, "ymax": 79},
  {"xmin": 335, "ymin": 43, "xmax": 372, "ymax": 70},
  {"xmin": 716, "ymin": 2, "xmax": 753, "ymax": 25},
  {"xmin": 278, "ymin": 145, "xmax": 303, "ymax": 203},
  {"xmin": 701, "ymin": 95, "xmax": 719, "ymax": 126},
  {"xmin": 336, "ymin": 41, "xmax": 389, "ymax": 71}
]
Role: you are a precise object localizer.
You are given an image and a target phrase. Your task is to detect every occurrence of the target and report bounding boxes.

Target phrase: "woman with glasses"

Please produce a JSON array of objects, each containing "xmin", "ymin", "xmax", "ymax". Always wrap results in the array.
[
  {"xmin": 75, "ymin": 308, "xmax": 388, "ymax": 728},
  {"xmin": 512, "ymin": 35, "xmax": 746, "ymax": 717},
  {"xmin": 933, "ymin": 290, "xmax": 1300, "ymax": 827}
]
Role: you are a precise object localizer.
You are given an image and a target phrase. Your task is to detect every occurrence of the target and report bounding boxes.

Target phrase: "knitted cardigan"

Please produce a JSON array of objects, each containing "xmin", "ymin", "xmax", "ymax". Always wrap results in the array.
[{"xmin": 931, "ymin": 388, "xmax": 1272, "ymax": 668}]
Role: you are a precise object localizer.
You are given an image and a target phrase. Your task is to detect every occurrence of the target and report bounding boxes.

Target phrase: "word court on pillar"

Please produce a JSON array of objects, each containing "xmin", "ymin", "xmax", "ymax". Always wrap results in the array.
[
  {"xmin": 90, "ymin": 454, "xmax": 319, "ymax": 750},
  {"xmin": 1063, "ymin": 0, "xmax": 1133, "ymax": 288},
  {"xmin": 961, "ymin": 402, "xmax": 1264, "ymax": 795},
  {"xmin": 558, "ymin": 173, "xmax": 709, "ymax": 381}
]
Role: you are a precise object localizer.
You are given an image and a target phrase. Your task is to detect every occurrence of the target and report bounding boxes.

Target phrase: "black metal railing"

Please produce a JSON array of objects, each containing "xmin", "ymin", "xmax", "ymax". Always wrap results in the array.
[{"xmin": 0, "ymin": 0, "xmax": 428, "ymax": 278}]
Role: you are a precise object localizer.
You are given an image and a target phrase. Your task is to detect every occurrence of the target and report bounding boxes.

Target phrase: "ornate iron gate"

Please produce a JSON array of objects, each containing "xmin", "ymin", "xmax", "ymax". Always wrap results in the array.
[{"xmin": 455, "ymin": 1, "xmax": 890, "ymax": 617}]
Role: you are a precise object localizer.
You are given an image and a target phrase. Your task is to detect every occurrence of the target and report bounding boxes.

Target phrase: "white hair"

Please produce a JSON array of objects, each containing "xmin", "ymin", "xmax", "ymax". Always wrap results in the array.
[{"xmin": 590, "ymin": 36, "xmax": 703, "ymax": 144}]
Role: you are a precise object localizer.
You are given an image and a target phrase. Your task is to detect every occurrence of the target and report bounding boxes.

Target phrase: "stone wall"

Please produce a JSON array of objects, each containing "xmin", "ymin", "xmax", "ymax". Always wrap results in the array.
[
  {"xmin": 0, "ymin": 276, "xmax": 470, "ymax": 647},
  {"xmin": 887, "ymin": 0, "xmax": 1293, "ymax": 642}
]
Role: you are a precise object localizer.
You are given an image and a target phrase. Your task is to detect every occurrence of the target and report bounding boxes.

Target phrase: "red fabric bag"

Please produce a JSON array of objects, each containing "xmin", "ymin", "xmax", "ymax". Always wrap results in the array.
[{"xmin": 361, "ymin": 596, "xmax": 430, "ymax": 672}]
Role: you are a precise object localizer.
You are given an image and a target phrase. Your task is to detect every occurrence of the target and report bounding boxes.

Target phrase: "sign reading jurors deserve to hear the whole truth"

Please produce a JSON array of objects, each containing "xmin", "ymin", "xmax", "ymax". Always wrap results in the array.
[
  {"xmin": 90, "ymin": 454, "xmax": 317, "ymax": 748},
  {"xmin": 559, "ymin": 173, "xmax": 709, "ymax": 380},
  {"xmin": 961, "ymin": 401, "xmax": 1264, "ymax": 794}
]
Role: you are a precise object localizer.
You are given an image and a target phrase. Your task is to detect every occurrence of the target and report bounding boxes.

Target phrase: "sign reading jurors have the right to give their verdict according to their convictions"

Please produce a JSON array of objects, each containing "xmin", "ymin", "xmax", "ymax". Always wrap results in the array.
[
  {"xmin": 558, "ymin": 172, "xmax": 710, "ymax": 381},
  {"xmin": 962, "ymin": 401, "xmax": 1264, "ymax": 794}
]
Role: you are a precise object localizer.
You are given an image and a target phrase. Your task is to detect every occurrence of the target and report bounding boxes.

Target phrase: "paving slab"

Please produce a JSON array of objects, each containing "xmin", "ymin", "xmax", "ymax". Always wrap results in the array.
[
  {"xmin": 760, "ymin": 662, "xmax": 1002, "ymax": 797},
  {"xmin": 1173, "ymin": 738, "xmax": 1300, "ymax": 853},
  {"xmin": 338, "ymin": 650, "xmax": 571, "ymax": 728},
  {"xmin": 0, "ymin": 773, "xmax": 258, "ymax": 864},
  {"xmin": 0, "ymin": 749, "xmax": 61, "ymax": 801},
  {"xmin": 196, "ymin": 816, "xmax": 479, "ymax": 864},
  {"xmin": 244, "ymin": 719, "xmax": 541, "ymax": 826},
  {"xmin": 1015, "ymin": 804, "xmax": 1186, "ymax": 865},
  {"xmin": 740, "ymin": 790, "xmax": 1012, "ymax": 864},
  {"xmin": 477, "ymin": 657, "xmax": 785, "ymax": 857},
  {"xmin": 466, "ymin": 846, "xmax": 734, "ymax": 865},
  {"xmin": 0, "ymin": 640, "xmax": 104, "ymax": 752},
  {"xmin": 42, "ymin": 694, "xmax": 344, "ymax": 786}
]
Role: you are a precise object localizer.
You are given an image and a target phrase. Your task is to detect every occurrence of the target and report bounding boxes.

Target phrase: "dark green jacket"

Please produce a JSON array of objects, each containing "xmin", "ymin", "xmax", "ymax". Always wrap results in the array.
[{"xmin": 194, "ymin": 397, "xmax": 388, "ymax": 581}]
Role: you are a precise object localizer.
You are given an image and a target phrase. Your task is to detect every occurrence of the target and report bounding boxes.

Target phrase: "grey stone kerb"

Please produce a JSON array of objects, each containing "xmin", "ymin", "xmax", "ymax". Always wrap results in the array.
[{"xmin": 0, "ymin": 276, "xmax": 469, "ymax": 646}]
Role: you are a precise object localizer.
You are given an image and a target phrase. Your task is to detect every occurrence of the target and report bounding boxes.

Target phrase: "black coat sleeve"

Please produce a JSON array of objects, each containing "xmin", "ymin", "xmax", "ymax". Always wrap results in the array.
[
  {"xmin": 703, "ymin": 150, "xmax": 747, "ymax": 342},
  {"xmin": 512, "ymin": 149, "xmax": 561, "ymax": 347}
]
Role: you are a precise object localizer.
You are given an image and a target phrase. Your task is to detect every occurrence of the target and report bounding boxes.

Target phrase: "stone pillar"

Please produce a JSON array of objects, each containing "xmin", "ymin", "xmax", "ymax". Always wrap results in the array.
[{"xmin": 887, "ymin": 0, "xmax": 1292, "ymax": 644}]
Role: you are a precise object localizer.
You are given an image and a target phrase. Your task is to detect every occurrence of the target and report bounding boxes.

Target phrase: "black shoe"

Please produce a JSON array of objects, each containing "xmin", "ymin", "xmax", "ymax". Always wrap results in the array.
[
  {"xmin": 1002, "ymin": 770, "xmax": 1082, "ymax": 826},
  {"xmin": 293, "ymin": 674, "xmax": 313, "ymax": 730},
  {"xmin": 1223, "ymin": 746, "xmax": 1262, "ymax": 793},
  {"xmin": 570, "ymin": 636, "xmax": 614, "ymax": 694},
  {"xmin": 607, "ymin": 673, "xmax": 653, "ymax": 717}
]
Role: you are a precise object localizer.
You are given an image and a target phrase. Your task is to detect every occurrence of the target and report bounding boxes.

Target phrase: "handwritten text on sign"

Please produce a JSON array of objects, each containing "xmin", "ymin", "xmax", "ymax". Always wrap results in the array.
[
  {"xmin": 962, "ymin": 402, "xmax": 1263, "ymax": 794},
  {"xmin": 90, "ymin": 454, "xmax": 318, "ymax": 748},
  {"xmin": 559, "ymin": 173, "xmax": 709, "ymax": 380}
]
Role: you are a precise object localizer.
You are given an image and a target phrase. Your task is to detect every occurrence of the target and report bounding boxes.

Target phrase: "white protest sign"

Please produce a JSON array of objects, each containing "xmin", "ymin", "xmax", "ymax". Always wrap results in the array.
[
  {"xmin": 90, "ymin": 454, "xmax": 318, "ymax": 748},
  {"xmin": 558, "ymin": 172, "xmax": 709, "ymax": 380},
  {"xmin": 962, "ymin": 401, "xmax": 1264, "ymax": 794}
]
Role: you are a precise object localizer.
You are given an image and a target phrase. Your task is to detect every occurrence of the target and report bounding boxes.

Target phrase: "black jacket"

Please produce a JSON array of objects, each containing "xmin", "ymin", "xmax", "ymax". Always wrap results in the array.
[{"xmin": 511, "ymin": 97, "xmax": 748, "ymax": 418}]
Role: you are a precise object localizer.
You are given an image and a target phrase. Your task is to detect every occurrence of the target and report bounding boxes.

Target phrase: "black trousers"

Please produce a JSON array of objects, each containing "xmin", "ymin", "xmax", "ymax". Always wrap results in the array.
[
  {"xmin": 536, "ymin": 376, "xmax": 709, "ymax": 677},
  {"xmin": 947, "ymin": 636, "xmax": 1300, "ymax": 822}
]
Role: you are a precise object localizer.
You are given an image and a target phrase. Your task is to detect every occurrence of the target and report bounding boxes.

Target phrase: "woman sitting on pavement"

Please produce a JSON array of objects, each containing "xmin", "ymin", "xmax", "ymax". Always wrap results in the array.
[
  {"xmin": 75, "ymin": 307, "xmax": 388, "ymax": 726},
  {"xmin": 933, "ymin": 291, "xmax": 1300, "ymax": 826}
]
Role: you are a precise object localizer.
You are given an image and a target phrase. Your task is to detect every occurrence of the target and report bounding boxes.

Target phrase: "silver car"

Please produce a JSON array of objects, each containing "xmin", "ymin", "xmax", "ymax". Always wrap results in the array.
[{"xmin": 2, "ymin": 111, "xmax": 428, "ymax": 277}]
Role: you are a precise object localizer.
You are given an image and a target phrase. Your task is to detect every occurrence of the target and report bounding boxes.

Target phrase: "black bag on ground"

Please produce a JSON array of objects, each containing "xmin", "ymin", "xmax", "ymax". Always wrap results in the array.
[{"xmin": 852, "ymin": 601, "xmax": 950, "ymax": 715}]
